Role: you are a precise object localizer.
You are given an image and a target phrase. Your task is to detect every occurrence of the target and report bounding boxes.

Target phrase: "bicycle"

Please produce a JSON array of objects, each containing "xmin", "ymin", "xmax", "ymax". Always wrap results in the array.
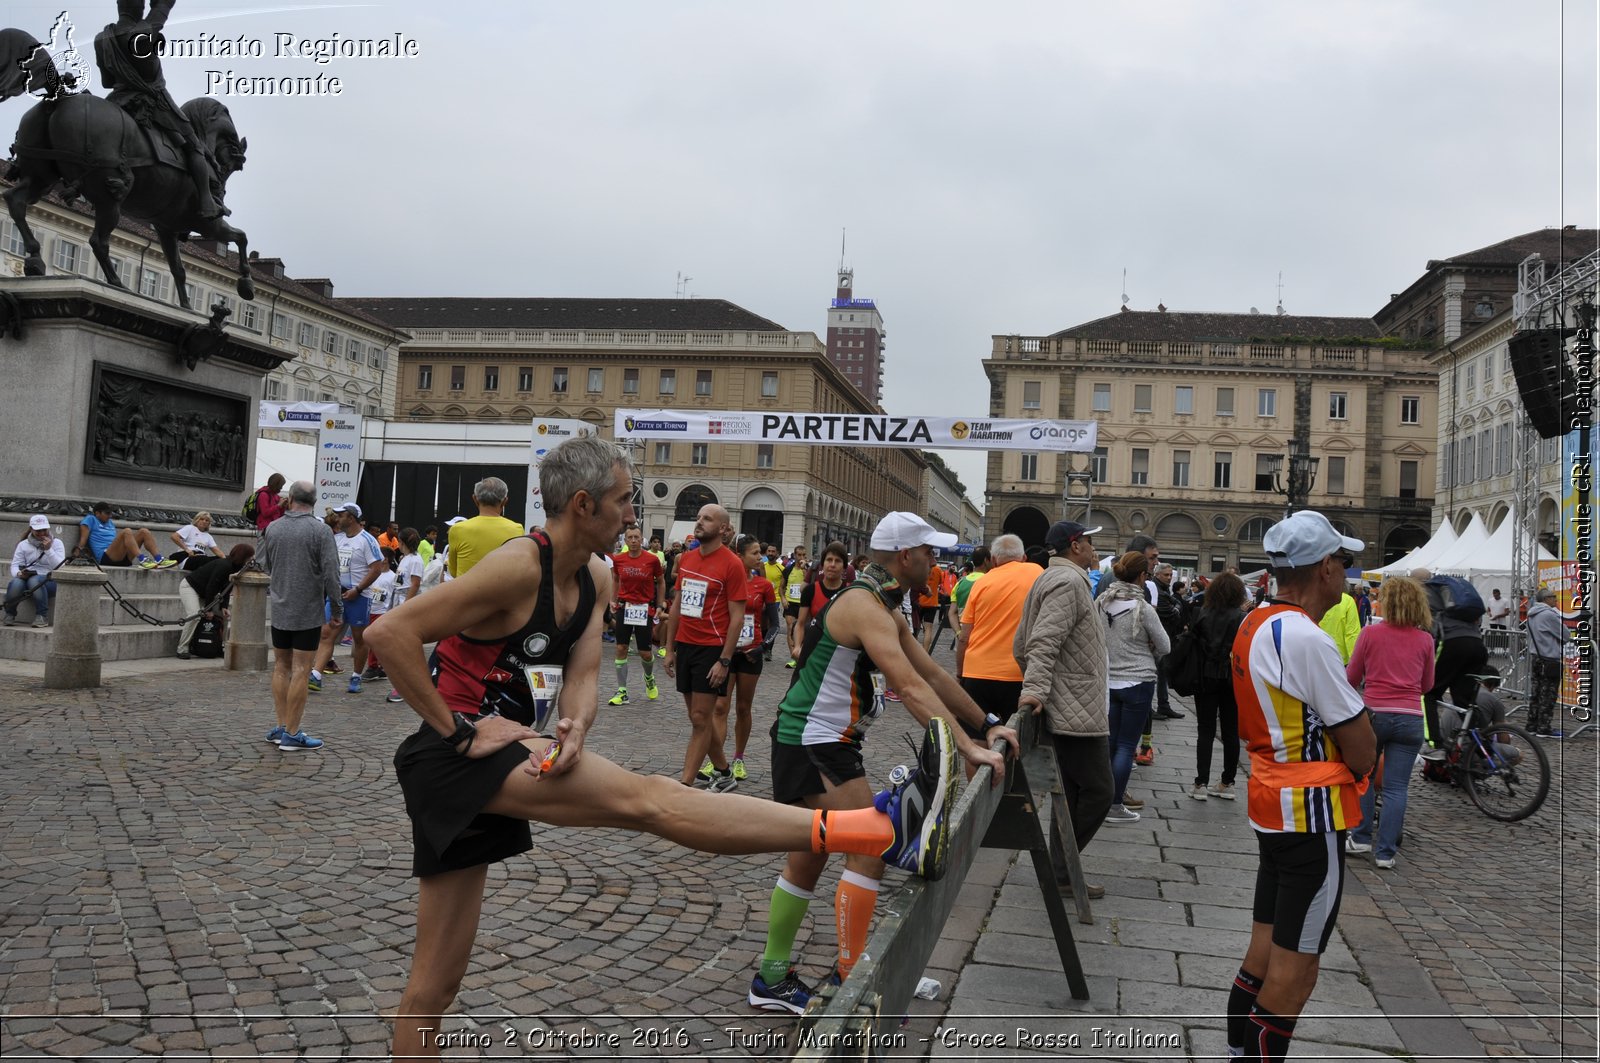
[{"xmin": 1438, "ymin": 699, "xmax": 1551, "ymax": 821}]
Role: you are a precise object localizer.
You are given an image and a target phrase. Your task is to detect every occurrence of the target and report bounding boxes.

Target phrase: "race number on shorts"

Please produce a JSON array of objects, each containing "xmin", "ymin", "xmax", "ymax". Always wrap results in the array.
[{"xmin": 679, "ymin": 577, "xmax": 708, "ymax": 619}]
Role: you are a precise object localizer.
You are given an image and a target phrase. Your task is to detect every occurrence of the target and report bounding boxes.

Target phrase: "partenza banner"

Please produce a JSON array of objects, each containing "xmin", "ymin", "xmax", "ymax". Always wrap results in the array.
[{"xmin": 614, "ymin": 410, "xmax": 1097, "ymax": 452}]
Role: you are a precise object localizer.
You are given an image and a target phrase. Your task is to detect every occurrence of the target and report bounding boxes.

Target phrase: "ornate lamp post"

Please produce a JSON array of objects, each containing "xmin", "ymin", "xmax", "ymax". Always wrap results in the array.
[{"xmin": 1267, "ymin": 437, "xmax": 1319, "ymax": 518}]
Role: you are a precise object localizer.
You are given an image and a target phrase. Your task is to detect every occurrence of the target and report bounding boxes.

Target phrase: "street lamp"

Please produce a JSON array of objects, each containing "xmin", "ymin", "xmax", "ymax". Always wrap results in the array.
[{"xmin": 1268, "ymin": 437, "xmax": 1319, "ymax": 517}]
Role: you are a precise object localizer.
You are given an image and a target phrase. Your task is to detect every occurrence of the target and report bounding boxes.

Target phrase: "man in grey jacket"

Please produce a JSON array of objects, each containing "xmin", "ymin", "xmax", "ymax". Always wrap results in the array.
[
  {"xmin": 259, "ymin": 481, "xmax": 344, "ymax": 751},
  {"xmin": 1015, "ymin": 520, "xmax": 1113, "ymax": 897},
  {"xmin": 1524, "ymin": 587, "xmax": 1568, "ymax": 737}
]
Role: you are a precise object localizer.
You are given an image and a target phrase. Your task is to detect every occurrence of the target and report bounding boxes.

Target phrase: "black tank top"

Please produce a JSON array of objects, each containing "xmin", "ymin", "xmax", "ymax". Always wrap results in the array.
[{"xmin": 428, "ymin": 531, "xmax": 597, "ymax": 726}]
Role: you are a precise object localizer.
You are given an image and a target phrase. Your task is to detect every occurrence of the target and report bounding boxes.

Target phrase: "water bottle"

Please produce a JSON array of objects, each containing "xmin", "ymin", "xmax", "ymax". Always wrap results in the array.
[{"xmin": 888, "ymin": 764, "xmax": 911, "ymax": 787}]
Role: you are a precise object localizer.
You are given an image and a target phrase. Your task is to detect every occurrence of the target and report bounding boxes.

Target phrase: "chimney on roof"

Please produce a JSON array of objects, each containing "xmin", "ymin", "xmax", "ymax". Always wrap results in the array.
[
  {"xmin": 1157, "ymin": 303, "xmax": 1166, "ymax": 313},
  {"xmin": 298, "ymin": 277, "xmax": 335, "ymax": 298},
  {"xmin": 254, "ymin": 256, "xmax": 287, "ymax": 279}
]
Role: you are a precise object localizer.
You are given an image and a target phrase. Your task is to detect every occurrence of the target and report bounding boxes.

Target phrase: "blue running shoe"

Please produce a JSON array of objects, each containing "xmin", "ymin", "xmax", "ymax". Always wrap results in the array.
[
  {"xmin": 307, "ymin": 675, "xmax": 322, "ymax": 694},
  {"xmin": 876, "ymin": 717, "xmax": 957, "ymax": 880},
  {"xmin": 748, "ymin": 969, "xmax": 814, "ymax": 1014},
  {"xmin": 278, "ymin": 731, "xmax": 323, "ymax": 750},
  {"xmin": 265, "ymin": 725, "xmax": 286, "ymax": 744},
  {"xmin": 347, "ymin": 675, "xmax": 362, "ymax": 694}
]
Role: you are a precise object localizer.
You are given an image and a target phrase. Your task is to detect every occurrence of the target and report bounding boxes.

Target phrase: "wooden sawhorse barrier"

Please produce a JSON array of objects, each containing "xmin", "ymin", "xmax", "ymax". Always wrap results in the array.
[{"xmin": 794, "ymin": 709, "xmax": 1091, "ymax": 1060}]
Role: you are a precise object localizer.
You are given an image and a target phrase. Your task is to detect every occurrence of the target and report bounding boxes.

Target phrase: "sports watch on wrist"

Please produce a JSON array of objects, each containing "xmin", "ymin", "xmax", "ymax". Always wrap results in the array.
[{"xmin": 444, "ymin": 712, "xmax": 476, "ymax": 749}]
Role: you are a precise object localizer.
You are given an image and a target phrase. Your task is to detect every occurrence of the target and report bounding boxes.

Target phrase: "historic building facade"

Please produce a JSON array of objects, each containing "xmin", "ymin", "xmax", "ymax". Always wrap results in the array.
[
  {"xmin": 923, "ymin": 453, "xmax": 983, "ymax": 546},
  {"xmin": 1375, "ymin": 227, "xmax": 1597, "ymax": 551},
  {"xmin": 825, "ymin": 268, "xmax": 886, "ymax": 405},
  {"xmin": 347, "ymin": 297, "xmax": 923, "ymax": 553},
  {"xmin": 983, "ymin": 310, "xmax": 1438, "ymax": 571}
]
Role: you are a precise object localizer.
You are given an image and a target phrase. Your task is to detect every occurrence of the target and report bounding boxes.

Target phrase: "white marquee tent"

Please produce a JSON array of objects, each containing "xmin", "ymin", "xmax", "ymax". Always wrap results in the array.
[{"xmin": 1363, "ymin": 519, "xmax": 1459, "ymax": 579}]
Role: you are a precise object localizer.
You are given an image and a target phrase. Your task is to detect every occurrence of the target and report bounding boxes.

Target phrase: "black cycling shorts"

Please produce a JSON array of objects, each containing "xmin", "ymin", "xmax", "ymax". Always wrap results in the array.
[
  {"xmin": 1252, "ymin": 830, "xmax": 1346, "ymax": 954},
  {"xmin": 770, "ymin": 731, "xmax": 866, "ymax": 805}
]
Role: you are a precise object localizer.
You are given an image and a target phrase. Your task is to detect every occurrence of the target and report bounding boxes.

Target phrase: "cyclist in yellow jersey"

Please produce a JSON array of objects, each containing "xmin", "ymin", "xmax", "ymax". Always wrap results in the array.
[{"xmin": 1227, "ymin": 511, "xmax": 1375, "ymax": 1063}]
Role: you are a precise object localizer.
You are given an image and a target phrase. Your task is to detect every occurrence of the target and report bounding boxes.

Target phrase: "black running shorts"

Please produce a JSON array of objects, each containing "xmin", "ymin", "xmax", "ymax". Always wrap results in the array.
[
  {"xmin": 1252, "ymin": 830, "xmax": 1346, "ymax": 954},
  {"xmin": 612, "ymin": 608, "xmax": 653, "ymax": 653},
  {"xmin": 770, "ymin": 729, "xmax": 867, "ymax": 805},
  {"xmin": 394, "ymin": 722, "xmax": 542, "ymax": 878},
  {"xmin": 271, "ymin": 625, "xmax": 322, "ymax": 652},
  {"xmin": 674, "ymin": 642, "xmax": 729, "ymax": 697}
]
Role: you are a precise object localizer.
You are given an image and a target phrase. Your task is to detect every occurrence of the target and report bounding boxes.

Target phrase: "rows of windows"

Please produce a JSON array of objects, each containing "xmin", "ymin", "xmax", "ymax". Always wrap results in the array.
[
  {"xmin": 648, "ymin": 442, "xmax": 777, "ymax": 469},
  {"xmin": 1076, "ymin": 445, "xmax": 1410, "ymax": 497},
  {"xmin": 416, "ymin": 364, "xmax": 783, "ymax": 399},
  {"xmin": 1080, "ymin": 381, "xmax": 1424, "ymax": 425},
  {"xmin": 1442, "ymin": 421, "xmax": 1546, "ymax": 487},
  {"xmin": 4, "ymin": 227, "xmax": 390, "ymax": 371}
]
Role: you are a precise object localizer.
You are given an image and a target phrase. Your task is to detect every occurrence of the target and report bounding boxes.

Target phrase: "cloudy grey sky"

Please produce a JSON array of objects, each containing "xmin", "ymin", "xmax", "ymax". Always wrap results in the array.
[{"xmin": 13, "ymin": 0, "xmax": 1597, "ymax": 504}]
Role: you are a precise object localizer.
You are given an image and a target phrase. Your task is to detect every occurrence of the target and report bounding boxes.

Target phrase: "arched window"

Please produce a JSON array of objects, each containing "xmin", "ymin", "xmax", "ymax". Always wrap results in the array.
[
  {"xmin": 674, "ymin": 484, "xmax": 718, "ymax": 521},
  {"xmin": 1239, "ymin": 516, "xmax": 1274, "ymax": 542}
]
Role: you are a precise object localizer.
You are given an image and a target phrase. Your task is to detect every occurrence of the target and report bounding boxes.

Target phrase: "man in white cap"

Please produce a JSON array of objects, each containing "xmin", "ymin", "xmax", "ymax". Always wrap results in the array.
[
  {"xmin": 4, "ymin": 515, "xmax": 65, "ymax": 627},
  {"xmin": 746, "ymin": 510, "xmax": 1017, "ymax": 1014},
  {"xmin": 310, "ymin": 502, "xmax": 385, "ymax": 695},
  {"xmin": 1226, "ymin": 510, "xmax": 1376, "ymax": 1063}
]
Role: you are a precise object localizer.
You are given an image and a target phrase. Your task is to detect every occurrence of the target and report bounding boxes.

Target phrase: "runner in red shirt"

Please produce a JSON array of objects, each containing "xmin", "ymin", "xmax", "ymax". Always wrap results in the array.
[
  {"xmin": 608, "ymin": 526, "xmax": 665, "ymax": 706},
  {"xmin": 665, "ymin": 504, "xmax": 749, "ymax": 791},
  {"xmin": 708, "ymin": 534, "xmax": 778, "ymax": 784}
]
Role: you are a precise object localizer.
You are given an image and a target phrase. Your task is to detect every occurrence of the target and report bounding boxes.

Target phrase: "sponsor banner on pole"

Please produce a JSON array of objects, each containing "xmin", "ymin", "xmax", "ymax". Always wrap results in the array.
[
  {"xmin": 258, "ymin": 401, "xmax": 338, "ymax": 429},
  {"xmin": 316, "ymin": 412, "xmax": 362, "ymax": 514},
  {"xmin": 1537, "ymin": 559, "xmax": 1589, "ymax": 710},
  {"xmin": 528, "ymin": 419, "xmax": 597, "ymax": 527},
  {"xmin": 614, "ymin": 409, "xmax": 1097, "ymax": 452}
]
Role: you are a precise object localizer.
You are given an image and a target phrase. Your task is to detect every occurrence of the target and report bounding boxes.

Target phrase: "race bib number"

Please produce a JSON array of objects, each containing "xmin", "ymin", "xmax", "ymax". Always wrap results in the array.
[
  {"xmin": 787, "ymin": 581, "xmax": 804, "ymax": 603},
  {"xmin": 524, "ymin": 664, "xmax": 563, "ymax": 730},
  {"xmin": 680, "ymin": 577, "xmax": 708, "ymax": 619},
  {"xmin": 624, "ymin": 602, "xmax": 650, "ymax": 626},
  {"xmin": 739, "ymin": 613, "xmax": 755, "ymax": 646},
  {"xmin": 369, "ymin": 586, "xmax": 388, "ymax": 606}
]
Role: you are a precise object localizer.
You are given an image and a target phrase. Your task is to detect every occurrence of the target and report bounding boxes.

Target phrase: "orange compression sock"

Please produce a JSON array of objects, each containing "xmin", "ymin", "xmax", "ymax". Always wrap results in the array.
[
  {"xmin": 835, "ymin": 870, "xmax": 881, "ymax": 978},
  {"xmin": 811, "ymin": 808, "xmax": 894, "ymax": 857}
]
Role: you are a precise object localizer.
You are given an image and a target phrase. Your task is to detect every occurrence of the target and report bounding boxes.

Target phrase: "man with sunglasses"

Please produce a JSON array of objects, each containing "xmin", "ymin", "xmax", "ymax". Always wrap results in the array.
[{"xmin": 1226, "ymin": 511, "xmax": 1376, "ymax": 1063}]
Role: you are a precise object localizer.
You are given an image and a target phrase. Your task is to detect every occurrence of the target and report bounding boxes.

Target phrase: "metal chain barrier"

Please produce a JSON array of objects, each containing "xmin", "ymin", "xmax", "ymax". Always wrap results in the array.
[{"xmin": 63, "ymin": 555, "xmax": 225, "ymax": 627}]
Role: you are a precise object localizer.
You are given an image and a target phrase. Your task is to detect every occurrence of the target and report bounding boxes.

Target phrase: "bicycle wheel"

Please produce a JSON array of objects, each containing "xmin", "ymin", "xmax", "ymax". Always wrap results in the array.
[{"xmin": 1458, "ymin": 723, "xmax": 1550, "ymax": 822}]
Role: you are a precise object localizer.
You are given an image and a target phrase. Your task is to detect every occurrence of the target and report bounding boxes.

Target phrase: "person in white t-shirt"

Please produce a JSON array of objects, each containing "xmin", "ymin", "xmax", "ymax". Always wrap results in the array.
[{"xmin": 171, "ymin": 512, "xmax": 225, "ymax": 571}]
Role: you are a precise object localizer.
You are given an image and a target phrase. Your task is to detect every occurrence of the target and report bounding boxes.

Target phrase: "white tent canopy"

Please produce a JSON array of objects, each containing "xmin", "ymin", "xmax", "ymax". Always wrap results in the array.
[
  {"xmin": 254, "ymin": 437, "xmax": 317, "ymax": 490},
  {"xmin": 1425, "ymin": 513, "xmax": 1490, "ymax": 572},
  {"xmin": 1433, "ymin": 512, "xmax": 1558, "ymax": 577},
  {"xmin": 1363, "ymin": 519, "xmax": 1459, "ymax": 578}
]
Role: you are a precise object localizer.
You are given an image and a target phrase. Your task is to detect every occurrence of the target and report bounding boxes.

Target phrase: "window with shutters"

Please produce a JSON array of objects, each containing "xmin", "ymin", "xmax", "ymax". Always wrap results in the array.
[{"xmin": 1130, "ymin": 448, "xmax": 1149, "ymax": 485}]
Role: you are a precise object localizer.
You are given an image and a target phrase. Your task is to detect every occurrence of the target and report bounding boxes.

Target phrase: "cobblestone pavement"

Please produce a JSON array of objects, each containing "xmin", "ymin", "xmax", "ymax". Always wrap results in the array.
[
  {"xmin": 1, "ymin": 639, "xmax": 1595, "ymax": 1060},
  {"xmin": 0, "ymin": 643, "xmax": 977, "ymax": 1060}
]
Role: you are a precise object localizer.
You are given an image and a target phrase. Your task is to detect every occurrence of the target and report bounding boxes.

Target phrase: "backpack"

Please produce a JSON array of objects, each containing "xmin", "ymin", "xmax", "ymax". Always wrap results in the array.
[
  {"xmin": 1428, "ymin": 575, "xmax": 1486, "ymax": 623},
  {"xmin": 192, "ymin": 616, "xmax": 225, "ymax": 659},
  {"xmin": 1160, "ymin": 628, "xmax": 1204, "ymax": 697},
  {"xmin": 241, "ymin": 487, "xmax": 261, "ymax": 523}
]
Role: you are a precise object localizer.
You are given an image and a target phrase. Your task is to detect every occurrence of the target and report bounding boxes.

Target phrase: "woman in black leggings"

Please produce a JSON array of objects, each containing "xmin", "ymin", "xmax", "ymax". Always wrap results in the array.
[{"xmin": 1189, "ymin": 572, "xmax": 1247, "ymax": 801}]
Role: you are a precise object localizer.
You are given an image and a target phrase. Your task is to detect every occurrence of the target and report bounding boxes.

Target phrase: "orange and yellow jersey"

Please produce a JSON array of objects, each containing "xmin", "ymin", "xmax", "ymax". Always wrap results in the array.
[{"xmin": 1233, "ymin": 601, "xmax": 1368, "ymax": 833}]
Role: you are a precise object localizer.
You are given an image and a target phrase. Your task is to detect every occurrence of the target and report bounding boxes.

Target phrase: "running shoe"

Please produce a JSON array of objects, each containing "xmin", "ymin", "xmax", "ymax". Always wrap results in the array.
[
  {"xmin": 307, "ymin": 675, "xmax": 322, "ymax": 693},
  {"xmin": 1189, "ymin": 784, "xmax": 1209, "ymax": 801},
  {"xmin": 361, "ymin": 666, "xmax": 386, "ymax": 681},
  {"xmin": 876, "ymin": 717, "xmax": 957, "ymax": 879},
  {"xmin": 385, "ymin": 689, "xmax": 406, "ymax": 704},
  {"xmin": 340, "ymin": 634, "xmax": 354, "ymax": 647},
  {"xmin": 698, "ymin": 757, "xmax": 715, "ymax": 782},
  {"xmin": 278, "ymin": 731, "xmax": 324, "ymax": 750},
  {"xmin": 748, "ymin": 970, "xmax": 814, "ymax": 1014},
  {"xmin": 785, "ymin": 658, "xmax": 796, "ymax": 669},
  {"xmin": 33, "ymin": 615, "xmax": 50, "ymax": 628},
  {"xmin": 1104, "ymin": 804, "xmax": 1140, "ymax": 824},
  {"xmin": 608, "ymin": 687, "xmax": 629, "ymax": 706},
  {"xmin": 322, "ymin": 660, "xmax": 341, "ymax": 674},
  {"xmin": 657, "ymin": 646, "xmax": 667, "ymax": 659},
  {"xmin": 1345, "ymin": 838, "xmax": 1372, "ymax": 855},
  {"xmin": 265, "ymin": 725, "xmax": 286, "ymax": 744},
  {"xmin": 1209, "ymin": 782, "xmax": 1236, "ymax": 800},
  {"xmin": 1418, "ymin": 746, "xmax": 1447, "ymax": 762},
  {"xmin": 644, "ymin": 675, "xmax": 659, "ymax": 700},
  {"xmin": 1374, "ymin": 857, "xmax": 1396, "ymax": 870},
  {"xmin": 1121, "ymin": 793, "xmax": 1144, "ymax": 810},
  {"xmin": 731, "ymin": 757, "xmax": 747, "ymax": 781},
  {"xmin": 154, "ymin": 557, "xmax": 178, "ymax": 570},
  {"xmin": 136, "ymin": 555, "xmax": 156, "ymax": 569},
  {"xmin": 1135, "ymin": 745, "xmax": 1156, "ymax": 767},
  {"xmin": 709, "ymin": 771, "xmax": 738, "ymax": 793},
  {"xmin": 347, "ymin": 675, "xmax": 362, "ymax": 694}
]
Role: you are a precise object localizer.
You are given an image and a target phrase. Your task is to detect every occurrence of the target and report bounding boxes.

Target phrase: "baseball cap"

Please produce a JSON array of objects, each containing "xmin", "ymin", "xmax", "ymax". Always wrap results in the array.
[
  {"xmin": 870, "ymin": 512, "xmax": 958, "ymax": 552},
  {"xmin": 1263, "ymin": 510, "xmax": 1364, "ymax": 568},
  {"xmin": 332, "ymin": 502, "xmax": 362, "ymax": 519},
  {"xmin": 444, "ymin": 515, "xmax": 466, "ymax": 526},
  {"xmin": 1045, "ymin": 520, "xmax": 1101, "ymax": 550},
  {"xmin": 28, "ymin": 514, "xmax": 49, "ymax": 531}
]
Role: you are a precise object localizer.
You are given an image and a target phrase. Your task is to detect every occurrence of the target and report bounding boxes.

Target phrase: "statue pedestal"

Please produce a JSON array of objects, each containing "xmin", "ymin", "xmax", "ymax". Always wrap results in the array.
[{"xmin": 0, "ymin": 275, "xmax": 290, "ymax": 533}]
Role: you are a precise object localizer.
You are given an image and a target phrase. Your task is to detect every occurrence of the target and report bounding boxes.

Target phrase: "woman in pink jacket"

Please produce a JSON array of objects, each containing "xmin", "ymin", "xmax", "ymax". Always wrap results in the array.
[{"xmin": 1343, "ymin": 577, "xmax": 1435, "ymax": 869}]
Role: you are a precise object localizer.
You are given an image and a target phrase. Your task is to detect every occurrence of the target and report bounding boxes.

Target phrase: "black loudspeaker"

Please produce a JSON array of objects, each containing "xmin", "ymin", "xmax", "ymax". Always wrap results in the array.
[{"xmin": 1507, "ymin": 329, "xmax": 1578, "ymax": 439}]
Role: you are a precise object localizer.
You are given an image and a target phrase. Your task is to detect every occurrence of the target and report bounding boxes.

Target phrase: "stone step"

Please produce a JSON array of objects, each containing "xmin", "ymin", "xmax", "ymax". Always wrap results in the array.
[
  {"xmin": 4, "ymin": 589, "xmax": 187, "ymax": 627},
  {"xmin": 0, "ymin": 622, "xmax": 186, "ymax": 663}
]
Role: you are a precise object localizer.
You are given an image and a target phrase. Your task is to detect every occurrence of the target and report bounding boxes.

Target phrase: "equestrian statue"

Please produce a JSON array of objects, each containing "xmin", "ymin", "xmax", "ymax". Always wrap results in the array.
[{"xmin": 1, "ymin": 1, "xmax": 256, "ymax": 308}]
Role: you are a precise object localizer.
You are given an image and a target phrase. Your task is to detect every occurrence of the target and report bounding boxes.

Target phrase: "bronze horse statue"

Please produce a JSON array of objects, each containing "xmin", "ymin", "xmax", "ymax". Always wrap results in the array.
[{"xmin": 2, "ymin": 28, "xmax": 256, "ymax": 308}]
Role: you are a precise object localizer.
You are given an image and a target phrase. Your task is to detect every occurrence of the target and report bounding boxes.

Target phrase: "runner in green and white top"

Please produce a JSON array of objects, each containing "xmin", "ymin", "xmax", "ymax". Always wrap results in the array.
[{"xmin": 748, "ymin": 512, "xmax": 1018, "ymax": 1015}]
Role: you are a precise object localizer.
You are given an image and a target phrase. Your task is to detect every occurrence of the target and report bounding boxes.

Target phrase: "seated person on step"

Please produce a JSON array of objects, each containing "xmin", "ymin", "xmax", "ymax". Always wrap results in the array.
[{"xmin": 72, "ymin": 502, "xmax": 170, "ymax": 569}]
